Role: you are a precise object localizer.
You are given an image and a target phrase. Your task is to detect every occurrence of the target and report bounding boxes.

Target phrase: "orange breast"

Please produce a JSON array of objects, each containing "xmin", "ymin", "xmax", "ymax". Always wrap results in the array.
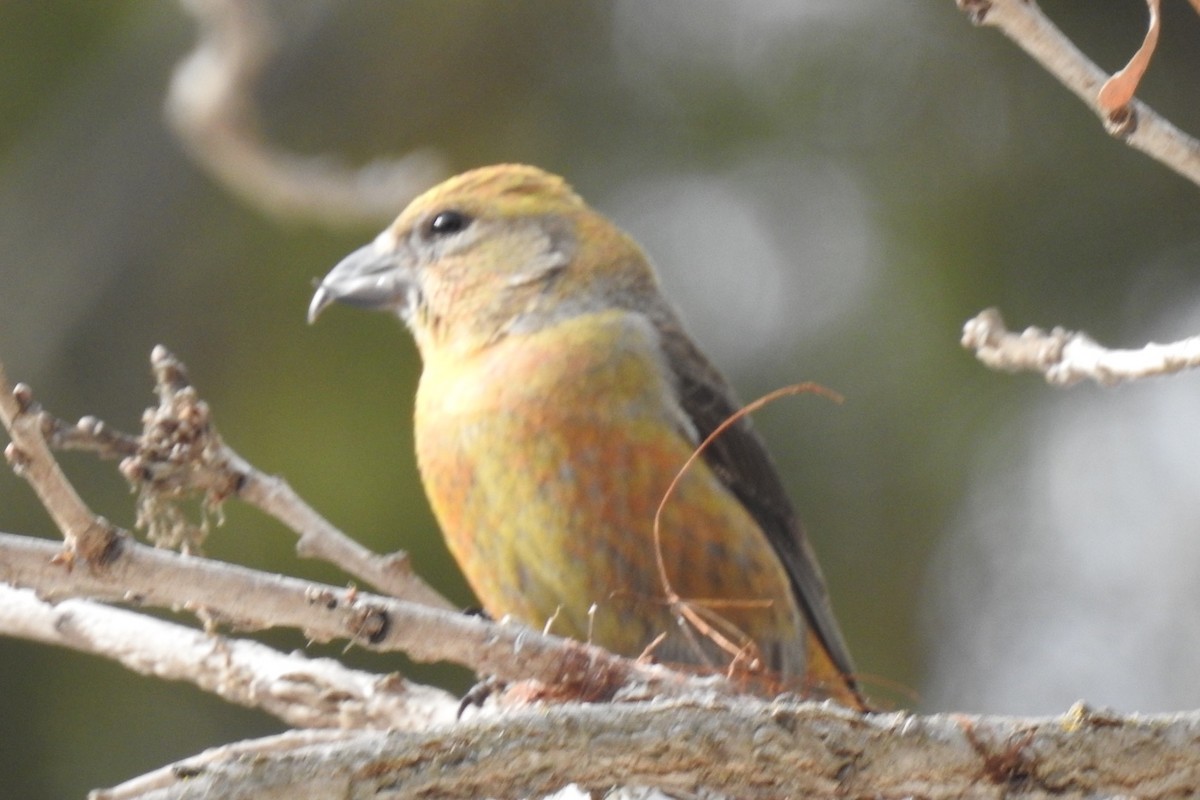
[{"xmin": 414, "ymin": 310, "xmax": 806, "ymax": 675}]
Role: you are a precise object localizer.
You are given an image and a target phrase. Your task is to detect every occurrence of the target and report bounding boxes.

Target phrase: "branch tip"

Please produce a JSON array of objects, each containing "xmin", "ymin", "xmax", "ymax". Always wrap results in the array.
[
  {"xmin": 964, "ymin": 307, "xmax": 1200, "ymax": 386},
  {"xmin": 957, "ymin": 0, "xmax": 992, "ymax": 26},
  {"xmin": 5, "ymin": 442, "xmax": 30, "ymax": 475},
  {"xmin": 11, "ymin": 382, "xmax": 34, "ymax": 413}
]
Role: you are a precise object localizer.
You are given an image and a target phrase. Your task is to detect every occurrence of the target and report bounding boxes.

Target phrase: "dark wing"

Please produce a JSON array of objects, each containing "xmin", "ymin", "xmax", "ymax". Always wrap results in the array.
[{"xmin": 652, "ymin": 315, "xmax": 859, "ymax": 690}]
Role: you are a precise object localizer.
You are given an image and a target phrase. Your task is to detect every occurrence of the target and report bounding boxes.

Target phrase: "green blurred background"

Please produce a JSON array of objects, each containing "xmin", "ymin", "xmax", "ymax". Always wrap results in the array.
[{"xmin": 3, "ymin": 1, "xmax": 1200, "ymax": 796}]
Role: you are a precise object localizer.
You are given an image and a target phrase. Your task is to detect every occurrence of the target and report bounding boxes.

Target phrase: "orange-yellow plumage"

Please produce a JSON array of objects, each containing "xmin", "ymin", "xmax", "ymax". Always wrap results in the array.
[
  {"xmin": 310, "ymin": 164, "xmax": 863, "ymax": 706},
  {"xmin": 415, "ymin": 309, "xmax": 803, "ymax": 670}
]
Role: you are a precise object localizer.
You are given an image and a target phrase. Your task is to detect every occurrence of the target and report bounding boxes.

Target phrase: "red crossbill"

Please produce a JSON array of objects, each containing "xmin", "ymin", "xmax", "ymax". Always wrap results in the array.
[{"xmin": 309, "ymin": 164, "xmax": 863, "ymax": 707}]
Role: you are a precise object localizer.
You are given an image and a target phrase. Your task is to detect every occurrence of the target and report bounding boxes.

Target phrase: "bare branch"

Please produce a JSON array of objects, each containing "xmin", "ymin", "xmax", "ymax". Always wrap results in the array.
[
  {"xmin": 95, "ymin": 698, "xmax": 1200, "ymax": 800},
  {"xmin": 94, "ymin": 729, "xmax": 362, "ymax": 800},
  {"xmin": 956, "ymin": 0, "xmax": 1200, "ymax": 188},
  {"xmin": 236, "ymin": 458, "xmax": 456, "ymax": 609},
  {"xmin": 133, "ymin": 346, "xmax": 454, "ymax": 607},
  {"xmin": 0, "ymin": 363, "xmax": 122, "ymax": 564},
  {"xmin": 962, "ymin": 308, "xmax": 1200, "ymax": 386},
  {"xmin": 3, "ymin": 348, "xmax": 453, "ymax": 608},
  {"xmin": 0, "ymin": 531, "xmax": 706, "ymax": 703},
  {"xmin": 168, "ymin": 0, "xmax": 446, "ymax": 225},
  {"xmin": 45, "ymin": 414, "xmax": 140, "ymax": 459},
  {"xmin": 0, "ymin": 582, "xmax": 456, "ymax": 730},
  {"xmin": 0, "ymin": 345, "xmax": 747, "ymax": 716}
]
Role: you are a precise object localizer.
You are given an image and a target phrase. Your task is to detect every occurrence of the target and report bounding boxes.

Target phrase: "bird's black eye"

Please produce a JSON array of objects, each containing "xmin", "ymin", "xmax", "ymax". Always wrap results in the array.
[{"xmin": 427, "ymin": 210, "xmax": 472, "ymax": 237}]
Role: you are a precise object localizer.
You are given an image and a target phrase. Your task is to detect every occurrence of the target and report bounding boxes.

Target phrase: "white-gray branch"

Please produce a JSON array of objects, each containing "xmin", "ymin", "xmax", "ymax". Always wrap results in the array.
[
  {"xmin": 93, "ymin": 697, "xmax": 1200, "ymax": 800},
  {"xmin": 956, "ymin": 0, "xmax": 1200, "ymax": 188},
  {"xmin": 962, "ymin": 308, "xmax": 1200, "ymax": 386}
]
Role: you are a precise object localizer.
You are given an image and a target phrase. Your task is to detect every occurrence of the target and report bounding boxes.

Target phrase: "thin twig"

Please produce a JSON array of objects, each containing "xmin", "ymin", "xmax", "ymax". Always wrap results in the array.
[
  {"xmin": 962, "ymin": 308, "xmax": 1200, "ymax": 386},
  {"xmin": 139, "ymin": 346, "xmax": 453, "ymax": 607},
  {"xmin": 0, "ymin": 363, "xmax": 122, "ymax": 564},
  {"xmin": 10, "ymin": 348, "xmax": 454, "ymax": 608},
  {"xmin": 957, "ymin": 0, "xmax": 1200, "ymax": 188}
]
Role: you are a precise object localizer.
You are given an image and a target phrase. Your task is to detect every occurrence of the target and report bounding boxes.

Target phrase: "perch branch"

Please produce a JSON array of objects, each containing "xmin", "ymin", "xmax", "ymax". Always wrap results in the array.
[
  {"xmin": 0, "ymin": 531, "xmax": 706, "ymax": 704},
  {"xmin": 95, "ymin": 698, "xmax": 1200, "ymax": 800}
]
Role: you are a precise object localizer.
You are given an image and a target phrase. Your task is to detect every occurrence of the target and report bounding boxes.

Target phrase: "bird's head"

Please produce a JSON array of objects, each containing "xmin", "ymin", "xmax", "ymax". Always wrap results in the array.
[{"xmin": 309, "ymin": 164, "xmax": 662, "ymax": 356}]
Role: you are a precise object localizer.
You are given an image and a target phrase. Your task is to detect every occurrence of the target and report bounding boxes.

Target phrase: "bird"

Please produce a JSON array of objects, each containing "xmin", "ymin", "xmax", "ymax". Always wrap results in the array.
[{"xmin": 309, "ymin": 164, "xmax": 863, "ymax": 708}]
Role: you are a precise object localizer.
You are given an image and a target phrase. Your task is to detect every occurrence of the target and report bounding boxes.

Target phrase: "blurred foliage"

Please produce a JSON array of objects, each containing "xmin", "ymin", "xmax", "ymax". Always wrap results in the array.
[{"xmin": 2, "ymin": 1, "xmax": 1200, "ymax": 796}]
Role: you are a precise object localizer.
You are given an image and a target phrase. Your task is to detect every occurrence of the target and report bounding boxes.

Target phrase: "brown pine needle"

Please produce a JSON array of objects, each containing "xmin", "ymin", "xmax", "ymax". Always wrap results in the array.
[{"xmin": 651, "ymin": 382, "xmax": 844, "ymax": 669}]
